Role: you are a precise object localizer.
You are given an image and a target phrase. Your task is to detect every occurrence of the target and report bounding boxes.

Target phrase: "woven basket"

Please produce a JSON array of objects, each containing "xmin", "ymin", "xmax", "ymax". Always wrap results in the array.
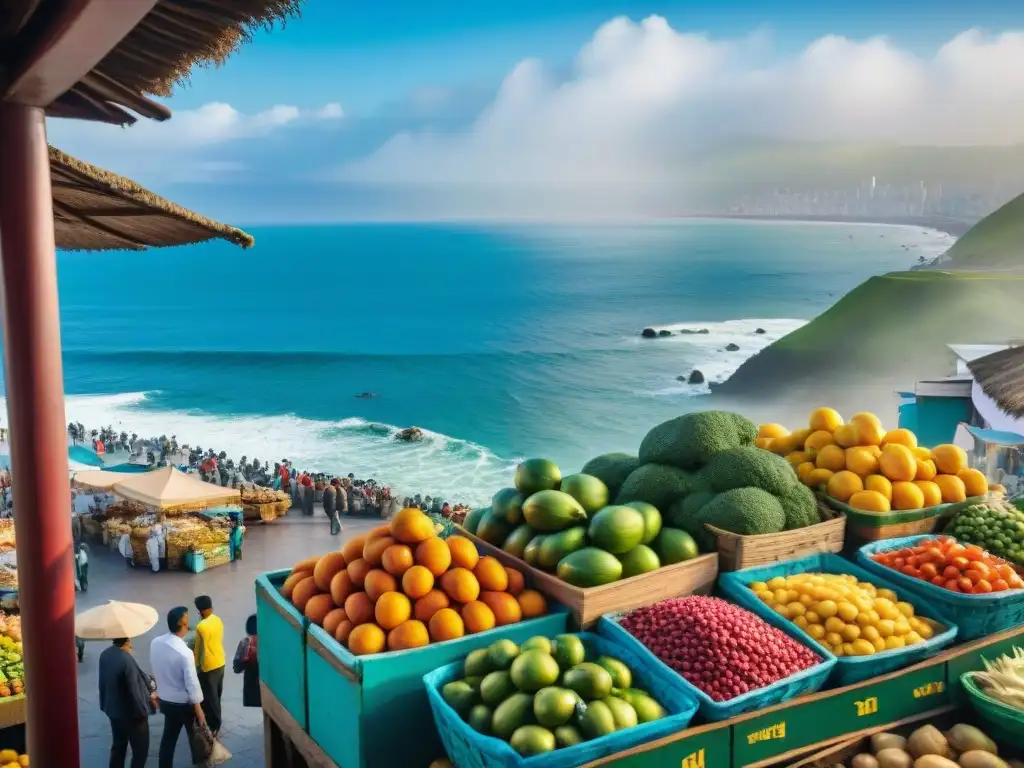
[{"xmin": 961, "ymin": 671, "xmax": 1024, "ymax": 744}]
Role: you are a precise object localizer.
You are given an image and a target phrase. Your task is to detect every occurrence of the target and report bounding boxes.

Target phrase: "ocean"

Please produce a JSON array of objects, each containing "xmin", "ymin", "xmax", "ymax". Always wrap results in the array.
[{"xmin": 1, "ymin": 220, "xmax": 953, "ymax": 505}]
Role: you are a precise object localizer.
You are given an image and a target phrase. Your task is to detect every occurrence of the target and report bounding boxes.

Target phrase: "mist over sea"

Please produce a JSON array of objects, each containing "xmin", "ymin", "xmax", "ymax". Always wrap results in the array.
[{"xmin": 3, "ymin": 220, "xmax": 952, "ymax": 505}]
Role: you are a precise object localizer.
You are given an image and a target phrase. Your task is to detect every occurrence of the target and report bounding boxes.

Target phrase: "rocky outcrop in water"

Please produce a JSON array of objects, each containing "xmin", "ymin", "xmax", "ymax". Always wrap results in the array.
[
  {"xmin": 658, "ymin": 329, "xmax": 673, "ymax": 337},
  {"xmin": 641, "ymin": 328, "xmax": 657, "ymax": 338},
  {"xmin": 395, "ymin": 427, "xmax": 425, "ymax": 442},
  {"xmin": 688, "ymin": 370, "xmax": 705, "ymax": 384},
  {"xmin": 755, "ymin": 328, "xmax": 766, "ymax": 335},
  {"xmin": 725, "ymin": 343, "xmax": 740, "ymax": 351}
]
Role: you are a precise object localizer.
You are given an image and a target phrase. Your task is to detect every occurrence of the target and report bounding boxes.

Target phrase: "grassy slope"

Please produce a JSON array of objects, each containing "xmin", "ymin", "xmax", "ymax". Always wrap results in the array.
[
  {"xmin": 717, "ymin": 271, "xmax": 1024, "ymax": 394},
  {"xmin": 936, "ymin": 190, "xmax": 1024, "ymax": 270}
]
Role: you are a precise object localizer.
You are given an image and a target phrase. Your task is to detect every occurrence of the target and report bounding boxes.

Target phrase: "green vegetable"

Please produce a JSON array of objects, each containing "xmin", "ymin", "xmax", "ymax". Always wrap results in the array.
[
  {"xmin": 778, "ymin": 482, "xmax": 820, "ymax": 530},
  {"xmin": 638, "ymin": 410, "xmax": 757, "ymax": 470},
  {"xmin": 559, "ymin": 474, "xmax": 610, "ymax": 515},
  {"xmin": 515, "ymin": 458, "xmax": 563, "ymax": 495},
  {"xmin": 702, "ymin": 446, "xmax": 798, "ymax": 496},
  {"xmin": 700, "ymin": 487, "xmax": 786, "ymax": 536},
  {"xmin": 617, "ymin": 545, "xmax": 662, "ymax": 577},
  {"xmin": 522, "ymin": 490, "xmax": 588, "ymax": 532},
  {"xmin": 580, "ymin": 453, "xmax": 640, "ymax": 498},
  {"xmin": 556, "ymin": 548, "xmax": 623, "ymax": 587},
  {"xmin": 615, "ymin": 464, "xmax": 697, "ymax": 510},
  {"xmin": 588, "ymin": 505, "xmax": 646, "ymax": 554}
]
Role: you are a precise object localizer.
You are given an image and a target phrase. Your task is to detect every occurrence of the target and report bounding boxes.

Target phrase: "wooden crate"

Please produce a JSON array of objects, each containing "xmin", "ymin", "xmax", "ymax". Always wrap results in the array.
[
  {"xmin": 456, "ymin": 528, "xmax": 719, "ymax": 629},
  {"xmin": 708, "ymin": 504, "xmax": 845, "ymax": 572},
  {"xmin": 262, "ymin": 682, "xmax": 337, "ymax": 768},
  {"xmin": 0, "ymin": 695, "xmax": 26, "ymax": 729}
]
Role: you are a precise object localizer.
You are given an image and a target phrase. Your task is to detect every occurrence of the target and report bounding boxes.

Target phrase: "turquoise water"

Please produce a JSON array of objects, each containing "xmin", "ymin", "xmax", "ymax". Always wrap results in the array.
[{"xmin": 5, "ymin": 220, "xmax": 951, "ymax": 504}]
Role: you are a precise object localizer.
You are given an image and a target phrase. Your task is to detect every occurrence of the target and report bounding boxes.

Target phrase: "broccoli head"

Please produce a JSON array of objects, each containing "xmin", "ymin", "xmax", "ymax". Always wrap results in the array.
[
  {"xmin": 580, "ymin": 452, "xmax": 641, "ymax": 498},
  {"xmin": 638, "ymin": 410, "xmax": 758, "ymax": 470},
  {"xmin": 778, "ymin": 482, "xmax": 820, "ymax": 530},
  {"xmin": 615, "ymin": 463, "xmax": 696, "ymax": 510},
  {"xmin": 702, "ymin": 446, "xmax": 799, "ymax": 496},
  {"xmin": 700, "ymin": 487, "xmax": 786, "ymax": 536}
]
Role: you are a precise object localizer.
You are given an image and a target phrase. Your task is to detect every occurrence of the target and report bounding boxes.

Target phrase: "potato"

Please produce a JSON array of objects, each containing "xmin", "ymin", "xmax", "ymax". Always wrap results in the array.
[
  {"xmin": 873, "ymin": 734, "xmax": 909, "ymax": 753},
  {"xmin": 876, "ymin": 748, "xmax": 913, "ymax": 768},
  {"xmin": 947, "ymin": 725, "xmax": 999, "ymax": 756},
  {"xmin": 913, "ymin": 757, "xmax": 958, "ymax": 768},
  {"xmin": 852, "ymin": 755, "xmax": 880, "ymax": 768},
  {"xmin": 907, "ymin": 725, "xmax": 950, "ymax": 759},
  {"xmin": 959, "ymin": 751, "xmax": 1010, "ymax": 768}
]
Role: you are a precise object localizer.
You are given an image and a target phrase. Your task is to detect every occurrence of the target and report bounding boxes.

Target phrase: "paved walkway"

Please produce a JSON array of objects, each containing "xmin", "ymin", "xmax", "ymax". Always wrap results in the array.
[{"xmin": 75, "ymin": 512, "xmax": 380, "ymax": 767}]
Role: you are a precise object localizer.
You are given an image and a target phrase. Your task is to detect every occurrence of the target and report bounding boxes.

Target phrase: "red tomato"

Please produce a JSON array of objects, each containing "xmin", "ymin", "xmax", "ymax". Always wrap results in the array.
[
  {"xmin": 942, "ymin": 566, "xmax": 960, "ymax": 580},
  {"xmin": 974, "ymin": 580, "xmax": 993, "ymax": 594},
  {"xmin": 957, "ymin": 577, "xmax": 974, "ymax": 592},
  {"xmin": 991, "ymin": 579, "xmax": 1009, "ymax": 592}
]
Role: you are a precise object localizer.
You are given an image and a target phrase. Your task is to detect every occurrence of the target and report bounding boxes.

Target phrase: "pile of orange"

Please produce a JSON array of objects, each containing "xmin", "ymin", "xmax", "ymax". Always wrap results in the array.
[
  {"xmin": 281, "ymin": 508, "xmax": 549, "ymax": 655},
  {"xmin": 871, "ymin": 536, "xmax": 1024, "ymax": 594}
]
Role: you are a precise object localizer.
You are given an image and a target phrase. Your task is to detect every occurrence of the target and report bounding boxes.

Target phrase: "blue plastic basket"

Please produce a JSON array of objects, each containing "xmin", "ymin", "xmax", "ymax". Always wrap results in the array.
[
  {"xmin": 423, "ymin": 632, "xmax": 699, "ymax": 768},
  {"xmin": 719, "ymin": 553, "xmax": 959, "ymax": 686},
  {"xmin": 598, "ymin": 602, "xmax": 836, "ymax": 721},
  {"xmin": 857, "ymin": 535, "xmax": 1024, "ymax": 641}
]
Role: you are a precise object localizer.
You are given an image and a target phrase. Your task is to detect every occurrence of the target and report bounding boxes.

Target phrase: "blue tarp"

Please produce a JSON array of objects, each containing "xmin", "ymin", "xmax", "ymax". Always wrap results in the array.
[
  {"xmin": 68, "ymin": 445, "xmax": 105, "ymax": 467},
  {"xmin": 965, "ymin": 425, "xmax": 1024, "ymax": 447}
]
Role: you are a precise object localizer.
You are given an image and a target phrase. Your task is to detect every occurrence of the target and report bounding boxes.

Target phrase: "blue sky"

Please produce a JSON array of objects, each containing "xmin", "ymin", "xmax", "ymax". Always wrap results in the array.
[{"xmin": 49, "ymin": 0, "xmax": 1024, "ymax": 222}]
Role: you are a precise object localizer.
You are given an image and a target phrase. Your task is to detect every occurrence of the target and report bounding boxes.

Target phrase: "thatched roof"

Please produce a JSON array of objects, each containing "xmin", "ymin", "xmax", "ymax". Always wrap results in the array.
[
  {"xmin": 968, "ymin": 345, "xmax": 1024, "ymax": 418},
  {"xmin": 4, "ymin": 0, "xmax": 302, "ymax": 125},
  {"xmin": 50, "ymin": 146, "xmax": 253, "ymax": 250}
]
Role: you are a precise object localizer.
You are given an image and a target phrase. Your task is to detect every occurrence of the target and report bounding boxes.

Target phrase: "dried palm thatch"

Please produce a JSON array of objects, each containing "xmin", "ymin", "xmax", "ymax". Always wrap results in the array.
[
  {"xmin": 50, "ymin": 146, "xmax": 253, "ymax": 250},
  {"xmin": 6, "ymin": 0, "xmax": 302, "ymax": 125},
  {"xmin": 968, "ymin": 345, "xmax": 1024, "ymax": 418}
]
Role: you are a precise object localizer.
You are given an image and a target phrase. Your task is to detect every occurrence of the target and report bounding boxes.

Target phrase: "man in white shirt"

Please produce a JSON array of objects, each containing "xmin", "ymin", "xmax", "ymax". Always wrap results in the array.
[{"xmin": 150, "ymin": 606, "xmax": 206, "ymax": 768}]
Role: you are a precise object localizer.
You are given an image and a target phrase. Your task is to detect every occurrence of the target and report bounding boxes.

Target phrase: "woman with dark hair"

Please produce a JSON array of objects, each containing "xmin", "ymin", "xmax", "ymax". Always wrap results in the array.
[{"xmin": 232, "ymin": 614, "xmax": 260, "ymax": 707}]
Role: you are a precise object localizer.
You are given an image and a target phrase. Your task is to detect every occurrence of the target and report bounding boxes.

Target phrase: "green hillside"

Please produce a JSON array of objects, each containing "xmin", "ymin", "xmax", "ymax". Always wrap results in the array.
[
  {"xmin": 717, "ymin": 270, "xmax": 1024, "ymax": 395},
  {"xmin": 935, "ymin": 190, "xmax": 1024, "ymax": 270}
]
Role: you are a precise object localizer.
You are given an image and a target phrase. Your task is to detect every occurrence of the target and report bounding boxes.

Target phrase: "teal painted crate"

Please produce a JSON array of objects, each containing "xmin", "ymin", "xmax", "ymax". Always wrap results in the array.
[
  {"xmin": 306, "ymin": 605, "xmax": 569, "ymax": 768},
  {"xmin": 256, "ymin": 570, "xmax": 309, "ymax": 730}
]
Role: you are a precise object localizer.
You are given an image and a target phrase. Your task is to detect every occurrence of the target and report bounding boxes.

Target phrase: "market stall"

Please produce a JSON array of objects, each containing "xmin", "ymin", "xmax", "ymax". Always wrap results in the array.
[{"xmin": 255, "ymin": 406, "xmax": 1024, "ymax": 768}]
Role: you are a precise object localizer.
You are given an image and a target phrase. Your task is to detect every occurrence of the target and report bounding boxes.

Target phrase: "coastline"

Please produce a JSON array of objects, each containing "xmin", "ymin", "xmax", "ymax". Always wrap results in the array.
[{"xmin": 688, "ymin": 213, "xmax": 975, "ymax": 239}]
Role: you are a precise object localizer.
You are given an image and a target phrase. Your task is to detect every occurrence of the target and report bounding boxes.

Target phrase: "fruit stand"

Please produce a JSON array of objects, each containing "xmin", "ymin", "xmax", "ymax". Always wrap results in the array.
[{"xmin": 256, "ymin": 407, "xmax": 1024, "ymax": 768}]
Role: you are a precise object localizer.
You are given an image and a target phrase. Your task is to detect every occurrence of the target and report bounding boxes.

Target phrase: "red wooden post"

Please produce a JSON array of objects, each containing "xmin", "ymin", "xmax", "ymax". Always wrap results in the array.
[{"xmin": 0, "ymin": 103, "xmax": 80, "ymax": 766}]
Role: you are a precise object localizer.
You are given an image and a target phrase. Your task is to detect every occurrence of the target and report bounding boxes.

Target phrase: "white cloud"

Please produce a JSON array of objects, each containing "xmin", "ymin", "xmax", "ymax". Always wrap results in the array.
[{"xmin": 336, "ymin": 18, "xmax": 1024, "ymax": 187}]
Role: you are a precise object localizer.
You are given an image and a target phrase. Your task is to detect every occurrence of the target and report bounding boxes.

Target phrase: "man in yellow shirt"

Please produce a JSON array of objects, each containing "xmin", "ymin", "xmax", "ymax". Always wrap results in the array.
[{"xmin": 193, "ymin": 595, "xmax": 225, "ymax": 736}]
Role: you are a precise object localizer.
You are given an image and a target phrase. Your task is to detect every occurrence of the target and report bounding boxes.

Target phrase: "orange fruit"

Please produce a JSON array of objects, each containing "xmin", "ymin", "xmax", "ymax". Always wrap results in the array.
[
  {"xmin": 413, "ymin": 590, "xmax": 450, "ymax": 623},
  {"xmin": 934, "ymin": 474, "xmax": 967, "ymax": 503},
  {"xmin": 815, "ymin": 445, "xmax": 846, "ymax": 472},
  {"xmin": 313, "ymin": 552, "xmax": 348, "ymax": 592},
  {"xmin": 440, "ymin": 567, "xmax": 481, "ymax": 604},
  {"xmin": 293, "ymin": 555, "xmax": 321, "ymax": 573},
  {"xmin": 402, "ymin": 565, "xmax": 435, "ymax": 600},
  {"xmin": 291, "ymin": 577, "xmax": 319, "ymax": 613},
  {"xmin": 330, "ymin": 570, "xmax": 354, "ymax": 607},
  {"xmin": 932, "ymin": 444, "xmax": 968, "ymax": 475},
  {"xmin": 366, "ymin": 524, "xmax": 391, "ymax": 542},
  {"xmin": 504, "ymin": 567, "xmax": 526, "ymax": 596},
  {"xmin": 281, "ymin": 571, "xmax": 311, "ymax": 600},
  {"xmin": 957, "ymin": 468, "xmax": 988, "ymax": 497},
  {"xmin": 389, "ymin": 508, "xmax": 436, "ymax": 544},
  {"xmin": 882, "ymin": 428, "xmax": 918, "ymax": 449},
  {"xmin": 323, "ymin": 608, "xmax": 348, "ymax": 637},
  {"xmin": 480, "ymin": 591, "xmax": 522, "ymax": 626},
  {"xmin": 415, "ymin": 537, "xmax": 452, "ymax": 577},
  {"xmin": 804, "ymin": 430, "xmax": 834, "ymax": 454},
  {"xmin": 461, "ymin": 601, "xmax": 496, "ymax": 634},
  {"xmin": 363, "ymin": 536, "xmax": 396, "ymax": 567},
  {"xmin": 879, "ymin": 444, "xmax": 916, "ymax": 482},
  {"xmin": 375, "ymin": 591, "xmax": 412, "ymax": 630},
  {"xmin": 346, "ymin": 558, "xmax": 371, "ymax": 588},
  {"xmin": 474, "ymin": 556, "xmax": 508, "ymax": 592},
  {"xmin": 809, "ymin": 407, "xmax": 843, "ymax": 433},
  {"xmin": 826, "ymin": 471, "xmax": 863, "ymax": 502},
  {"xmin": 387, "ymin": 619, "xmax": 430, "ymax": 651},
  {"xmin": 348, "ymin": 623, "xmax": 386, "ymax": 656},
  {"xmin": 447, "ymin": 536, "xmax": 480, "ymax": 570},
  {"xmin": 864, "ymin": 474, "xmax": 893, "ymax": 501},
  {"xmin": 344, "ymin": 592, "xmax": 374, "ymax": 626},
  {"xmin": 914, "ymin": 480, "xmax": 942, "ymax": 507},
  {"xmin": 847, "ymin": 491, "xmax": 890, "ymax": 513},
  {"xmin": 334, "ymin": 620, "xmax": 354, "ymax": 646},
  {"xmin": 832, "ymin": 424, "xmax": 859, "ymax": 449},
  {"xmin": 758, "ymin": 423, "xmax": 789, "ymax": 439},
  {"xmin": 804, "ymin": 468, "xmax": 834, "ymax": 489},
  {"xmin": 381, "ymin": 544, "xmax": 415, "ymax": 576},
  {"xmin": 364, "ymin": 569, "xmax": 398, "ymax": 602},
  {"xmin": 516, "ymin": 589, "xmax": 548, "ymax": 619},
  {"xmin": 341, "ymin": 535, "xmax": 367, "ymax": 564},
  {"xmin": 428, "ymin": 608, "xmax": 465, "ymax": 642},
  {"xmin": 304, "ymin": 594, "xmax": 334, "ymax": 626},
  {"xmin": 891, "ymin": 481, "xmax": 925, "ymax": 511},
  {"xmin": 915, "ymin": 459, "xmax": 937, "ymax": 481}
]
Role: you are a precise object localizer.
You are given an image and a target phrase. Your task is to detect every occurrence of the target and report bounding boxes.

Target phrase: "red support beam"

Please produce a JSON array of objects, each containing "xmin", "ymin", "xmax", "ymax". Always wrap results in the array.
[
  {"xmin": 0, "ymin": 103, "xmax": 80, "ymax": 766},
  {"xmin": 4, "ymin": 0, "xmax": 158, "ymax": 107}
]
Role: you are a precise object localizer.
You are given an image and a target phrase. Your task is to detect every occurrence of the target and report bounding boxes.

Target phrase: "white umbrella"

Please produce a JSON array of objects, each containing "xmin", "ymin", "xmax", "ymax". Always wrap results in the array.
[{"xmin": 75, "ymin": 600, "xmax": 158, "ymax": 640}]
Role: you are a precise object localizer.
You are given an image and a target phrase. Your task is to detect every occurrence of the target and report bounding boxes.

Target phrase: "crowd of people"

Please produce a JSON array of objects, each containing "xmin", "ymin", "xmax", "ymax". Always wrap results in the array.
[{"xmin": 98, "ymin": 596, "xmax": 259, "ymax": 768}]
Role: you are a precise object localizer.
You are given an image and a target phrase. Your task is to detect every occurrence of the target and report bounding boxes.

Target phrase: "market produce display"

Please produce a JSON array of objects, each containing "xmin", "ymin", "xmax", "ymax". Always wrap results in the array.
[
  {"xmin": 468, "ymin": 456, "xmax": 701, "ymax": 588},
  {"xmin": 0, "ymin": 522, "xmax": 13, "ymax": 553},
  {"xmin": 759, "ymin": 408, "xmax": 995, "ymax": 512},
  {"xmin": 840, "ymin": 722, "xmax": 1012, "ymax": 768},
  {"xmin": 616, "ymin": 596, "xmax": 822, "ymax": 702},
  {"xmin": 439, "ymin": 635, "xmax": 667, "ymax": 756},
  {"xmin": 0, "ymin": 751, "xmax": 27, "ymax": 767},
  {"xmin": 283, "ymin": 508, "xmax": 549, "ymax": 655},
  {"xmin": 749, "ymin": 573, "xmax": 938, "ymax": 656},
  {"xmin": 240, "ymin": 485, "xmax": 290, "ymax": 505},
  {"xmin": 0, "ymin": 567, "xmax": 16, "ymax": 592},
  {"xmin": 0, "ymin": 613, "xmax": 23, "ymax": 698},
  {"xmin": 946, "ymin": 500, "xmax": 1024, "ymax": 567},
  {"xmin": 968, "ymin": 647, "xmax": 1024, "ymax": 711},
  {"xmin": 870, "ymin": 537, "xmax": 1024, "ymax": 594}
]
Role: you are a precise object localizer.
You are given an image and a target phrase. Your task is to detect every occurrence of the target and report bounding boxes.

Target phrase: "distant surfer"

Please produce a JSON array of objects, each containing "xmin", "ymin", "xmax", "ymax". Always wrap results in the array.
[{"xmin": 354, "ymin": 392, "xmax": 377, "ymax": 399}]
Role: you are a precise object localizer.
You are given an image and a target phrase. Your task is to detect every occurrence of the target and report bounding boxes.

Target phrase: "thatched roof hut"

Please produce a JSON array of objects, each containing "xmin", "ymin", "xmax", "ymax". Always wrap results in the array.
[
  {"xmin": 968, "ymin": 346, "xmax": 1024, "ymax": 418},
  {"xmin": 50, "ymin": 146, "xmax": 253, "ymax": 250},
  {"xmin": 4, "ymin": 0, "xmax": 302, "ymax": 125}
]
